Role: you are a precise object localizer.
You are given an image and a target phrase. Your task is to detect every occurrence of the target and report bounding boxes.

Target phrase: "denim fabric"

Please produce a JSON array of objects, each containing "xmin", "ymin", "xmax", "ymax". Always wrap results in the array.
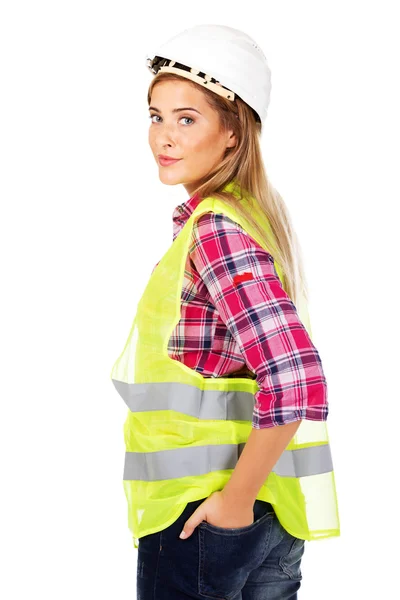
[{"xmin": 137, "ymin": 497, "xmax": 305, "ymax": 599}]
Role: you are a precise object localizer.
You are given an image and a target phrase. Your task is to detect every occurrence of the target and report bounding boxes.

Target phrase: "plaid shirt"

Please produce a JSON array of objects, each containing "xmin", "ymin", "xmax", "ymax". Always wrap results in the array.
[{"xmin": 156, "ymin": 191, "xmax": 329, "ymax": 429}]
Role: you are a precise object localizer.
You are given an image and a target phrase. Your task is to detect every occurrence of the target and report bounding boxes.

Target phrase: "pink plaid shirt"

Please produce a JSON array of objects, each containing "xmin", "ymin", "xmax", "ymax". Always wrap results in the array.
[{"xmin": 156, "ymin": 190, "xmax": 329, "ymax": 429}]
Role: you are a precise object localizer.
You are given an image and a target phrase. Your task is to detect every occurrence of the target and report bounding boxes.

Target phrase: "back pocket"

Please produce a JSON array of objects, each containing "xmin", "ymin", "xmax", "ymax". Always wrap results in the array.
[{"xmin": 198, "ymin": 504, "xmax": 275, "ymax": 599}]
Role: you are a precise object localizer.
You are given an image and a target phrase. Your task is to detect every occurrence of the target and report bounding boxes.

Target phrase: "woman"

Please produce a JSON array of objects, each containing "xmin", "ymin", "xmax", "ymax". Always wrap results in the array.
[{"xmin": 111, "ymin": 24, "xmax": 340, "ymax": 600}]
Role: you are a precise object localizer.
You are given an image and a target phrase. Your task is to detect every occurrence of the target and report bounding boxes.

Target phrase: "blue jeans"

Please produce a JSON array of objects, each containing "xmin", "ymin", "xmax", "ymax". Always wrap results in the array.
[{"xmin": 137, "ymin": 497, "xmax": 305, "ymax": 599}]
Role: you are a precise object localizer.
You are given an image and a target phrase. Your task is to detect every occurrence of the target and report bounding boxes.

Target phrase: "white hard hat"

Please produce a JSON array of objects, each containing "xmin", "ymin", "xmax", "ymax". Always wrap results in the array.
[{"xmin": 146, "ymin": 24, "xmax": 272, "ymax": 130}]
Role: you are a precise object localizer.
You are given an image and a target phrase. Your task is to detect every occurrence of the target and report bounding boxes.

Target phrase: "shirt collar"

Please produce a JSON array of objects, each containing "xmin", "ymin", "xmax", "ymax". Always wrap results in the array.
[
  {"xmin": 172, "ymin": 190, "xmax": 203, "ymax": 240},
  {"xmin": 171, "ymin": 180, "xmax": 240, "ymax": 241}
]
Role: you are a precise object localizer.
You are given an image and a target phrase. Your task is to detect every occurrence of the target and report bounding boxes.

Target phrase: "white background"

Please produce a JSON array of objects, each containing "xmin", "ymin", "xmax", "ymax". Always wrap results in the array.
[{"xmin": 1, "ymin": 1, "xmax": 399, "ymax": 598}]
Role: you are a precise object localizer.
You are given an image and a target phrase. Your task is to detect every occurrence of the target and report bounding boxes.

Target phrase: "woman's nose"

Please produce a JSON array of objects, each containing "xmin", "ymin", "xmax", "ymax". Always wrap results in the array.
[{"xmin": 156, "ymin": 122, "xmax": 177, "ymax": 145}]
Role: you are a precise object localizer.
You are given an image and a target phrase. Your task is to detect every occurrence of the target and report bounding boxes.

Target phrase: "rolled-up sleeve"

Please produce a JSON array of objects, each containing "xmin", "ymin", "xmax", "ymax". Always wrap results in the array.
[{"xmin": 189, "ymin": 212, "xmax": 329, "ymax": 429}]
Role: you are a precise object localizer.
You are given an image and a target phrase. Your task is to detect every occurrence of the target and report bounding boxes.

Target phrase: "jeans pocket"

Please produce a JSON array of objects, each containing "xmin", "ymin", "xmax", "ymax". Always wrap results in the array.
[
  {"xmin": 278, "ymin": 535, "xmax": 305, "ymax": 581},
  {"xmin": 198, "ymin": 503, "xmax": 275, "ymax": 599}
]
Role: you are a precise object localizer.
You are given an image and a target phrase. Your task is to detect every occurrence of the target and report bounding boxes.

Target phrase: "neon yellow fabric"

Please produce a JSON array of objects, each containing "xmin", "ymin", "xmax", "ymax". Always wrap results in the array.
[{"xmin": 111, "ymin": 181, "xmax": 340, "ymax": 548}]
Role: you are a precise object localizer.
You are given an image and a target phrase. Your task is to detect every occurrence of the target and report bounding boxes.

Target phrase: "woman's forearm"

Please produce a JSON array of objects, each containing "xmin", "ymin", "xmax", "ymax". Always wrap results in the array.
[{"xmin": 221, "ymin": 420, "xmax": 302, "ymax": 508}]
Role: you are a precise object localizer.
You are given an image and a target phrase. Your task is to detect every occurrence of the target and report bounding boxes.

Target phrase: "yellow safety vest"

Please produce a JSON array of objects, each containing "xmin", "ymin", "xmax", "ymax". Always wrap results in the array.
[{"xmin": 111, "ymin": 181, "xmax": 340, "ymax": 549}]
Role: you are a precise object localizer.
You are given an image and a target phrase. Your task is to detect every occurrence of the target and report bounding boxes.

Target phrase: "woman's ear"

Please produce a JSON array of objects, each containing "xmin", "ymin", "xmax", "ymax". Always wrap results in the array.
[{"xmin": 226, "ymin": 129, "xmax": 237, "ymax": 149}]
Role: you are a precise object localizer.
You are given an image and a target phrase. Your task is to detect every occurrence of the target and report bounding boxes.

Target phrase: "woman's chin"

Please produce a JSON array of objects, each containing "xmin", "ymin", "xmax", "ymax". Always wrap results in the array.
[{"xmin": 158, "ymin": 171, "xmax": 184, "ymax": 185}]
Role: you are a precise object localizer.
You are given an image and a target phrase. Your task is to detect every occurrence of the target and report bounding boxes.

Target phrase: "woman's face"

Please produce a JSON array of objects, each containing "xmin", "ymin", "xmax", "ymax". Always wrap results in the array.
[{"xmin": 148, "ymin": 79, "xmax": 236, "ymax": 195}]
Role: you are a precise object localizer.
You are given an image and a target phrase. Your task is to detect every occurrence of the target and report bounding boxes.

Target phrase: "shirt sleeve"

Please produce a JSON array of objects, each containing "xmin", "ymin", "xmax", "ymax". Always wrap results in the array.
[{"xmin": 189, "ymin": 212, "xmax": 329, "ymax": 429}]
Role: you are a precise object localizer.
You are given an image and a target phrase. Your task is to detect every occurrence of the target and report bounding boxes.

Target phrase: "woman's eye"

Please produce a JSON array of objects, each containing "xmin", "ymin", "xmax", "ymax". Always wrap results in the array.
[
  {"xmin": 148, "ymin": 114, "xmax": 194, "ymax": 125},
  {"xmin": 179, "ymin": 116, "xmax": 194, "ymax": 125}
]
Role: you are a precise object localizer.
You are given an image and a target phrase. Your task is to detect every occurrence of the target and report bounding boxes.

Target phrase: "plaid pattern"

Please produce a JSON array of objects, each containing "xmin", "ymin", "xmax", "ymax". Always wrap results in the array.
[{"xmin": 159, "ymin": 191, "xmax": 329, "ymax": 429}]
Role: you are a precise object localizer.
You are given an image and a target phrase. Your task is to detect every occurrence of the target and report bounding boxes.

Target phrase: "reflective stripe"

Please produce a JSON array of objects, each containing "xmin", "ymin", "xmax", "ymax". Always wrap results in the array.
[
  {"xmin": 112, "ymin": 380, "xmax": 254, "ymax": 420},
  {"xmin": 123, "ymin": 442, "xmax": 333, "ymax": 481}
]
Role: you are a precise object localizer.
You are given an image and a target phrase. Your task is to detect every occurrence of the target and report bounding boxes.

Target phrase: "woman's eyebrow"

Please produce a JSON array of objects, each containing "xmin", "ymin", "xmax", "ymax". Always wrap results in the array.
[{"xmin": 148, "ymin": 106, "xmax": 201, "ymax": 114}]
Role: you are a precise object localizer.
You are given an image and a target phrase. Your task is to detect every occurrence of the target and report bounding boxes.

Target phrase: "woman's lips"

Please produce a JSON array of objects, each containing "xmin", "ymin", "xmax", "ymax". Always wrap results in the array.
[{"xmin": 158, "ymin": 157, "xmax": 182, "ymax": 166}]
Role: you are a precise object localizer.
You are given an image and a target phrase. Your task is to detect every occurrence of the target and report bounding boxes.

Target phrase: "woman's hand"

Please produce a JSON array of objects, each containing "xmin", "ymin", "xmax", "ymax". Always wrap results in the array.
[{"xmin": 179, "ymin": 490, "xmax": 254, "ymax": 540}]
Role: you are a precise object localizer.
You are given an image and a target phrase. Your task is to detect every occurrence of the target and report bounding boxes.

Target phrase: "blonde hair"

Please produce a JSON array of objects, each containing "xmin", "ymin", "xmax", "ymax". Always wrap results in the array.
[{"xmin": 147, "ymin": 72, "xmax": 309, "ymax": 307}]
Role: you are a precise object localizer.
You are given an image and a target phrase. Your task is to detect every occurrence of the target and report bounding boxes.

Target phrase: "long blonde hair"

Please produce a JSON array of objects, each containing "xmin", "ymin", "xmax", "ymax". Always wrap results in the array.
[{"xmin": 147, "ymin": 72, "xmax": 309, "ymax": 307}]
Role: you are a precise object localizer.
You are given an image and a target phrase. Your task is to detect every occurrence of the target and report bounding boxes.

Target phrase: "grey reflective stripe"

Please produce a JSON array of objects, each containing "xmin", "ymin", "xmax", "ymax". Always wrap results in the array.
[
  {"xmin": 272, "ymin": 443, "xmax": 333, "ymax": 477},
  {"xmin": 112, "ymin": 380, "xmax": 254, "ymax": 421},
  {"xmin": 123, "ymin": 442, "xmax": 333, "ymax": 481}
]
